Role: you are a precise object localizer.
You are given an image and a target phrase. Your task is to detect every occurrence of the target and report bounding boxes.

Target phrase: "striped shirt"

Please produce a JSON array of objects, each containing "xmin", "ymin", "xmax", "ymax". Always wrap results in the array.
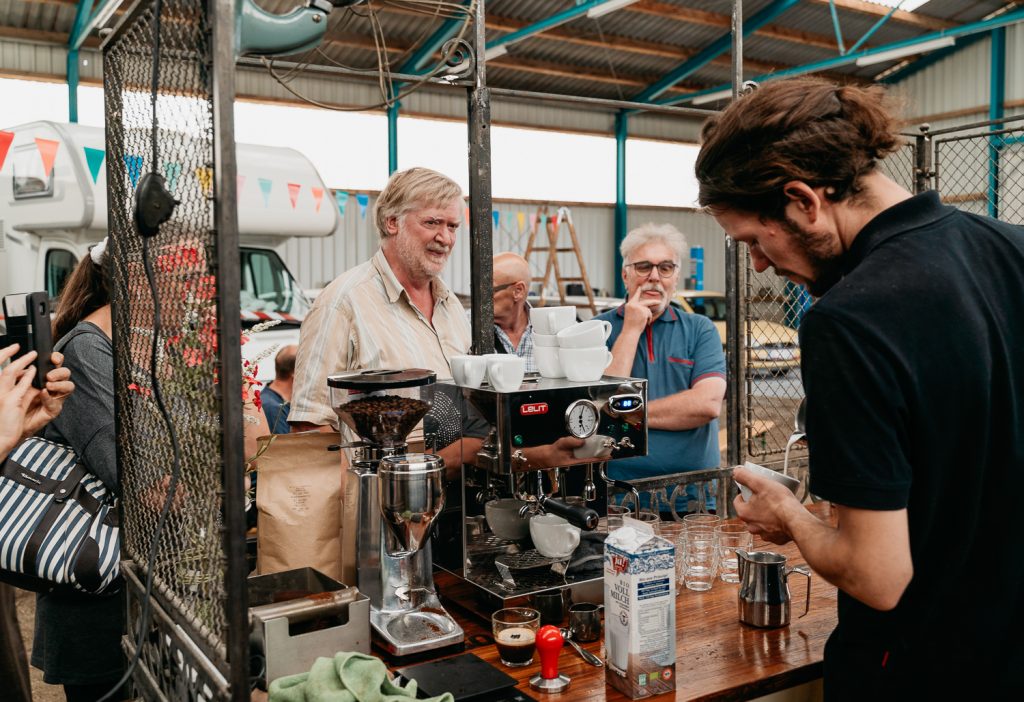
[
  {"xmin": 493, "ymin": 301, "xmax": 537, "ymax": 373},
  {"xmin": 289, "ymin": 249, "xmax": 471, "ymax": 428}
]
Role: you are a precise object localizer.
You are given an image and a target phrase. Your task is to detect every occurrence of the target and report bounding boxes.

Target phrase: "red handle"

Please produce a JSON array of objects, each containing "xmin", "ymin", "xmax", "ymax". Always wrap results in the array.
[{"xmin": 536, "ymin": 625, "xmax": 563, "ymax": 680}]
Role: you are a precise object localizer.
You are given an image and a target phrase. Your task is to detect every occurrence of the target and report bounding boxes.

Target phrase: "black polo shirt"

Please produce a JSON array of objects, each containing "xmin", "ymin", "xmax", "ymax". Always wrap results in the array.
[{"xmin": 800, "ymin": 192, "xmax": 1024, "ymax": 695}]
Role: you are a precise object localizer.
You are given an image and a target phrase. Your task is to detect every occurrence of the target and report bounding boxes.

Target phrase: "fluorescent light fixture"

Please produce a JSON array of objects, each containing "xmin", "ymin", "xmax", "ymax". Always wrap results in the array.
[
  {"xmin": 855, "ymin": 36, "xmax": 955, "ymax": 67},
  {"xmin": 586, "ymin": 0, "xmax": 640, "ymax": 20},
  {"xmin": 866, "ymin": 0, "xmax": 932, "ymax": 12},
  {"xmin": 692, "ymin": 89, "xmax": 734, "ymax": 106},
  {"xmin": 484, "ymin": 44, "xmax": 509, "ymax": 62}
]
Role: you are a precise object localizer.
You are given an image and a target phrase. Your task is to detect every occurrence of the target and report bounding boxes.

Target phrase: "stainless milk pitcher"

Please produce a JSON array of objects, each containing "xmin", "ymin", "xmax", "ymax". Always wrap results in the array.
[{"xmin": 736, "ymin": 550, "xmax": 811, "ymax": 628}]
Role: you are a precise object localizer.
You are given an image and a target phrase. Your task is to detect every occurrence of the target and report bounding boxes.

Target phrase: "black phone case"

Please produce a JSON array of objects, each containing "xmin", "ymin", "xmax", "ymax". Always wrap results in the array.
[{"xmin": 2, "ymin": 292, "xmax": 54, "ymax": 389}]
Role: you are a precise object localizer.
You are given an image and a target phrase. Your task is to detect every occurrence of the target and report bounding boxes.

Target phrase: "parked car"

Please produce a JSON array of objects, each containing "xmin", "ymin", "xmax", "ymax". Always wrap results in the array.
[{"xmin": 674, "ymin": 290, "xmax": 800, "ymax": 373}]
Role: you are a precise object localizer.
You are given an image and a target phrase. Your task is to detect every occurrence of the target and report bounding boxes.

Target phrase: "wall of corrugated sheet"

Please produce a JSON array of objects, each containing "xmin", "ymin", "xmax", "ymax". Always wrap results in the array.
[{"xmin": 281, "ymin": 196, "xmax": 726, "ymax": 298}]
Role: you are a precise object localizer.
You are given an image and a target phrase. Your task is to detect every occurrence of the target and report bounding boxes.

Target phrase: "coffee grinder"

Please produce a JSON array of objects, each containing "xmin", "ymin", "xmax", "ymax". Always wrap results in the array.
[{"xmin": 330, "ymin": 369, "xmax": 463, "ymax": 656}]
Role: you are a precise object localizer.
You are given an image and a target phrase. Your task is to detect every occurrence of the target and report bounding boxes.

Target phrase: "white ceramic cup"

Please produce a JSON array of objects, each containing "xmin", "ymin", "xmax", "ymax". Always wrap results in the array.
[
  {"xmin": 532, "ymin": 332, "xmax": 559, "ymax": 348},
  {"xmin": 556, "ymin": 319, "xmax": 613, "ymax": 349},
  {"xmin": 530, "ymin": 306, "xmax": 576, "ymax": 335},
  {"xmin": 485, "ymin": 354, "xmax": 525, "ymax": 393},
  {"xmin": 573, "ymin": 434, "xmax": 614, "ymax": 460},
  {"xmin": 534, "ymin": 345, "xmax": 565, "ymax": 378},
  {"xmin": 559, "ymin": 346, "xmax": 613, "ymax": 382},
  {"xmin": 450, "ymin": 355, "xmax": 488, "ymax": 388},
  {"xmin": 529, "ymin": 514, "xmax": 581, "ymax": 559}
]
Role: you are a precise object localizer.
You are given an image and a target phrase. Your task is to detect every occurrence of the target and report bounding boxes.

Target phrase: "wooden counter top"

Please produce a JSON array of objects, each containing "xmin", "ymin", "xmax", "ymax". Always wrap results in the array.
[{"xmin": 432, "ymin": 504, "xmax": 837, "ymax": 701}]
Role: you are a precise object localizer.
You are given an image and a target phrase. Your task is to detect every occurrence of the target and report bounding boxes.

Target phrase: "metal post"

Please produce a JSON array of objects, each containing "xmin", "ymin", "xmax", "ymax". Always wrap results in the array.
[
  {"xmin": 209, "ymin": 0, "xmax": 249, "ymax": 696},
  {"xmin": 988, "ymin": 27, "xmax": 1005, "ymax": 218},
  {"xmin": 467, "ymin": 0, "xmax": 494, "ymax": 355},
  {"xmin": 914, "ymin": 124, "xmax": 933, "ymax": 194},
  {"xmin": 726, "ymin": 0, "xmax": 744, "ymax": 469},
  {"xmin": 613, "ymin": 112, "xmax": 628, "ymax": 298},
  {"xmin": 67, "ymin": 50, "xmax": 80, "ymax": 123},
  {"xmin": 387, "ymin": 102, "xmax": 399, "ymax": 175}
]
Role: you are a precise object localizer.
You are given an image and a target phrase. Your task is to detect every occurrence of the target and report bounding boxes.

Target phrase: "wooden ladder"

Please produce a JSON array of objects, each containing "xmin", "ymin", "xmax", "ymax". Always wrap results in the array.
[{"xmin": 523, "ymin": 206, "xmax": 597, "ymax": 315}]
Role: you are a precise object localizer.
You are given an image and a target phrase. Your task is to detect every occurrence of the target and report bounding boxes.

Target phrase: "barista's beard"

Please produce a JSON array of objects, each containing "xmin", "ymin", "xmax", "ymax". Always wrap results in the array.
[{"xmin": 780, "ymin": 216, "xmax": 844, "ymax": 298}]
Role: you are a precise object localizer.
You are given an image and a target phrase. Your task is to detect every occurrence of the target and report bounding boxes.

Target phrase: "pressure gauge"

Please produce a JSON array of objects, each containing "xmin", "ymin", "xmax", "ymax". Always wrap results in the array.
[{"xmin": 565, "ymin": 399, "xmax": 599, "ymax": 439}]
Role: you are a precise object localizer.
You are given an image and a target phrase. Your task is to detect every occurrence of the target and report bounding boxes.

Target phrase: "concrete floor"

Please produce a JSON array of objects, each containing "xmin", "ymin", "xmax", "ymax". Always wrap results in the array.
[{"xmin": 14, "ymin": 588, "xmax": 64, "ymax": 702}]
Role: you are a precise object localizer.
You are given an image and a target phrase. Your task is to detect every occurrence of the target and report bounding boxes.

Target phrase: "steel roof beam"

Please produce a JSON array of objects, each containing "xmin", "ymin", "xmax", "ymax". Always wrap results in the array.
[
  {"xmin": 631, "ymin": 0, "xmax": 801, "ymax": 104},
  {"xmin": 71, "ymin": 0, "xmax": 122, "ymax": 50},
  {"xmin": 400, "ymin": 0, "xmax": 473, "ymax": 74},
  {"xmin": 484, "ymin": 0, "xmax": 636, "ymax": 58},
  {"xmin": 661, "ymin": 7, "xmax": 1024, "ymax": 106}
]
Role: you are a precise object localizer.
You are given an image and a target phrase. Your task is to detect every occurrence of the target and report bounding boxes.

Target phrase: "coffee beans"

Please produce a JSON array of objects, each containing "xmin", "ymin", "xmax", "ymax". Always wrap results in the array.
[{"xmin": 335, "ymin": 395, "xmax": 430, "ymax": 445}]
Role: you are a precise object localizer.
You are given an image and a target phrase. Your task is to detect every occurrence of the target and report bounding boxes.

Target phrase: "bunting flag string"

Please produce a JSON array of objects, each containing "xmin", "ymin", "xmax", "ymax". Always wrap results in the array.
[
  {"xmin": 492, "ymin": 210, "xmax": 501, "ymax": 231},
  {"xmin": 334, "ymin": 190, "xmax": 348, "ymax": 216},
  {"xmin": 356, "ymin": 193, "xmax": 369, "ymax": 219},
  {"xmin": 195, "ymin": 167, "xmax": 213, "ymax": 196},
  {"xmin": 258, "ymin": 178, "xmax": 273, "ymax": 207},
  {"xmin": 517, "ymin": 212, "xmax": 525, "ymax": 233},
  {"xmin": 464, "ymin": 207, "xmax": 470, "ymax": 228},
  {"xmin": 0, "ymin": 130, "xmax": 13, "ymax": 171},
  {"xmin": 83, "ymin": 147, "xmax": 105, "ymax": 183},
  {"xmin": 287, "ymin": 182, "xmax": 301, "ymax": 209},
  {"xmin": 529, "ymin": 212, "xmax": 538, "ymax": 231},
  {"xmin": 35, "ymin": 138, "xmax": 60, "ymax": 178},
  {"xmin": 311, "ymin": 186, "xmax": 324, "ymax": 213},
  {"xmin": 164, "ymin": 162, "xmax": 181, "ymax": 193},
  {"xmin": 123, "ymin": 154, "xmax": 143, "ymax": 189}
]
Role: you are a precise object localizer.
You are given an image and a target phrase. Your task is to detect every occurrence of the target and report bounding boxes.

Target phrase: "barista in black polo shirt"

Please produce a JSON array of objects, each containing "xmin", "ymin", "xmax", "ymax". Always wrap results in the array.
[{"xmin": 695, "ymin": 77, "xmax": 1024, "ymax": 698}]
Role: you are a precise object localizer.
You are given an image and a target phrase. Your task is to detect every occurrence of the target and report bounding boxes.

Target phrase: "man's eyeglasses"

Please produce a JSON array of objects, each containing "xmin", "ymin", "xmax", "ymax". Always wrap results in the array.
[
  {"xmin": 625, "ymin": 260, "xmax": 679, "ymax": 277},
  {"xmin": 492, "ymin": 282, "xmax": 516, "ymax": 294}
]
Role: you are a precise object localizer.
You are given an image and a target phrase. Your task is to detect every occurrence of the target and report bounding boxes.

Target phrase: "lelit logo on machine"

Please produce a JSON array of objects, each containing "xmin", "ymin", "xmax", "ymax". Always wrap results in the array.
[{"xmin": 519, "ymin": 402, "xmax": 549, "ymax": 416}]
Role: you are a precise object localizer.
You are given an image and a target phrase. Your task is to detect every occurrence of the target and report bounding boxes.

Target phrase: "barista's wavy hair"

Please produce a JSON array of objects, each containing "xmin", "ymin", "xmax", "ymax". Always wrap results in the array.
[
  {"xmin": 695, "ymin": 77, "xmax": 905, "ymax": 219},
  {"xmin": 373, "ymin": 167, "xmax": 464, "ymax": 238},
  {"xmin": 52, "ymin": 243, "xmax": 111, "ymax": 341}
]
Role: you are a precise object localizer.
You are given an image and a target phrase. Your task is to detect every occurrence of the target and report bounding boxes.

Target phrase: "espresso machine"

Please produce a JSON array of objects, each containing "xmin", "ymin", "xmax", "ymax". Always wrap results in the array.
[
  {"xmin": 434, "ymin": 375, "xmax": 648, "ymax": 602},
  {"xmin": 330, "ymin": 369, "xmax": 464, "ymax": 656}
]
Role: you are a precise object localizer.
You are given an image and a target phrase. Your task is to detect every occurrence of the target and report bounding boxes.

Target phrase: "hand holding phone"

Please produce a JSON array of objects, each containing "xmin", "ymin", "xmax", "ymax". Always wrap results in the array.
[{"xmin": 1, "ymin": 292, "xmax": 55, "ymax": 390}]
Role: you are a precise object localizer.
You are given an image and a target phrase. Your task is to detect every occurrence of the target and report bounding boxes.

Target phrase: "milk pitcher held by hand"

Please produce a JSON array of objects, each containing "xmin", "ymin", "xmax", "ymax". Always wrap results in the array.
[{"xmin": 736, "ymin": 550, "xmax": 811, "ymax": 628}]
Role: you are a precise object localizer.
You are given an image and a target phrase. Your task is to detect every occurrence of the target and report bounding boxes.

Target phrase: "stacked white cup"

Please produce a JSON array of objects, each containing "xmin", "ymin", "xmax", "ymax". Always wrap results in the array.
[
  {"xmin": 530, "ymin": 306, "xmax": 577, "ymax": 378},
  {"xmin": 555, "ymin": 319, "xmax": 613, "ymax": 382},
  {"xmin": 450, "ymin": 354, "xmax": 525, "ymax": 392}
]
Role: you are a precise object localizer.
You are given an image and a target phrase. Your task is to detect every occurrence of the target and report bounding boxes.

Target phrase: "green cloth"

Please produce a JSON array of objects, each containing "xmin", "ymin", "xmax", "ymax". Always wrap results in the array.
[{"xmin": 268, "ymin": 652, "xmax": 454, "ymax": 702}]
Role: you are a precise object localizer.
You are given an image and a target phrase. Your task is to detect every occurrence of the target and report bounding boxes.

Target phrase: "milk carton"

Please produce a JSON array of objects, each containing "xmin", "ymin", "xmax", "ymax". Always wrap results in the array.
[{"xmin": 604, "ymin": 524, "xmax": 676, "ymax": 699}]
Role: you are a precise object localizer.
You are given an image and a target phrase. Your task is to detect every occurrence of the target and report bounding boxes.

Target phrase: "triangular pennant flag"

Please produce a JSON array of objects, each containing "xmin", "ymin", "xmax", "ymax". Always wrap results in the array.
[
  {"xmin": 492, "ymin": 210, "xmax": 501, "ymax": 231},
  {"xmin": 356, "ymin": 193, "xmax": 369, "ymax": 219},
  {"xmin": 35, "ymin": 138, "xmax": 60, "ymax": 178},
  {"xmin": 465, "ymin": 207, "xmax": 470, "ymax": 227},
  {"xmin": 195, "ymin": 167, "xmax": 213, "ymax": 196},
  {"xmin": 311, "ymin": 187, "xmax": 324, "ymax": 212},
  {"xmin": 540, "ymin": 215, "xmax": 547, "ymax": 230},
  {"xmin": 258, "ymin": 178, "xmax": 273, "ymax": 207},
  {"xmin": 83, "ymin": 147, "xmax": 105, "ymax": 183},
  {"xmin": 287, "ymin": 182, "xmax": 301, "ymax": 209},
  {"xmin": 0, "ymin": 131, "xmax": 14, "ymax": 171},
  {"xmin": 517, "ymin": 212, "xmax": 525, "ymax": 233},
  {"xmin": 123, "ymin": 154, "xmax": 143, "ymax": 189},
  {"xmin": 334, "ymin": 190, "xmax": 348, "ymax": 216},
  {"xmin": 237, "ymin": 175, "xmax": 246, "ymax": 202},
  {"xmin": 164, "ymin": 162, "xmax": 181, "ymax": 193},
  {"xmin": 529, "ymin": 213, "xmax": 538, "ymax": 230}
]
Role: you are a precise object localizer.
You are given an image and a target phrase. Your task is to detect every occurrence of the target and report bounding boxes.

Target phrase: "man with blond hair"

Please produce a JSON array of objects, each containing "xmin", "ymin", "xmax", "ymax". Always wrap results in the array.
[
  {"xmin": 596, "ymin": 223, "xmax": 725, "ymax": 492},
  {"xmin": 289, "ymin": 167, "xmax": 470, "ymax": 431}
]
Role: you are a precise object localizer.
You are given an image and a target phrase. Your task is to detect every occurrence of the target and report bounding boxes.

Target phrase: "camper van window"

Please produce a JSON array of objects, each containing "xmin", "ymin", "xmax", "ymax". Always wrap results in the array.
[
  {"xmin": 239, "ymin": 248, "xmax": 311, "ymax": 323},
  {"xmin": 12, "ymin": 147, "xmax": 55, "ymax": 200},
  {"xmin": 46, "ymin": 249, "xmax": 78, "ymax": 300}
]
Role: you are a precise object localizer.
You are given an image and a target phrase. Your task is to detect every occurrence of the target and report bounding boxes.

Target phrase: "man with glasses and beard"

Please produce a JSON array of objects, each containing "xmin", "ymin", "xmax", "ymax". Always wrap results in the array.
[
  {"xmin": 289, "ymin": 167, "xmax": 470, "ymax": 432},
  {"xmin": 595, "ymin": 223, "xmax": 726, "ymax": 492},
  {"xmin": 696, "ymin": 77, "xmax": 1024, "ymax": 698}
]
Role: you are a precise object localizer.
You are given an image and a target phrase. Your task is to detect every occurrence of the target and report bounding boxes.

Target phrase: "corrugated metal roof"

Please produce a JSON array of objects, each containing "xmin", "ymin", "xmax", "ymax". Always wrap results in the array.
[{"xmin": 1, "ymin": 0, "xmax": 1020, "ymax": 134}]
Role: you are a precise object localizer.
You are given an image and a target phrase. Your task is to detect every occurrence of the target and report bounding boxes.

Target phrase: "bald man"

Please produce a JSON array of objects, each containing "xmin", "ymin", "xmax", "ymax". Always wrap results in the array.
[
  {"xmin": 492, "ymin": 252, "xmax": 536, "ymax": 372},
  {"xmin": 262, "ymin": 344, "xmax": 297, "ymax": 434}
]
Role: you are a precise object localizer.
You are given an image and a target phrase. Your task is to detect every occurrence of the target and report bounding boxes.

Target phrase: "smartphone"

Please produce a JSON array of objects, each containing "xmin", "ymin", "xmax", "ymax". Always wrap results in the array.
[{"xmin": 1, "ymin": 292, "xmax": 55, "ymax": 389}]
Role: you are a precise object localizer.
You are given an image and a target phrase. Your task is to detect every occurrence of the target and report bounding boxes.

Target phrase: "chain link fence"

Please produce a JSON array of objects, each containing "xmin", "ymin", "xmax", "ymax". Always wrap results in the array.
[{"xmin": 104, "ymin": 0, "xmax": 243, "ymax": 697}]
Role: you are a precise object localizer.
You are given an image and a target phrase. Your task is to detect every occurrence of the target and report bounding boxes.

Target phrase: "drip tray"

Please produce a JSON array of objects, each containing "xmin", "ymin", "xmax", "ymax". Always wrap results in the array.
[
  {"xmin": 494, "ymin": 550, "xmax": 568, "ymax": 590},
  {"xmin": 386, "ymin": 610, "xmax": 460, "ymax": 643}
]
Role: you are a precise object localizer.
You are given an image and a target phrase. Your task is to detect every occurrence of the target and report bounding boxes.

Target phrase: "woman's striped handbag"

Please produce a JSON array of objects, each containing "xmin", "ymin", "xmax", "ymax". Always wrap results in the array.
[{"xmin": 0, "ymin": 437, "xmax": 120, "ymax": 594}]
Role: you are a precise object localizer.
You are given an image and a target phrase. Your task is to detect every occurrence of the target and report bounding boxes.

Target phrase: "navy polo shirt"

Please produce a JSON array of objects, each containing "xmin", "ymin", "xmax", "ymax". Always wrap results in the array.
[{"xmin": 595, "ymin": 303, "xmax": 725, "ymax": 482}]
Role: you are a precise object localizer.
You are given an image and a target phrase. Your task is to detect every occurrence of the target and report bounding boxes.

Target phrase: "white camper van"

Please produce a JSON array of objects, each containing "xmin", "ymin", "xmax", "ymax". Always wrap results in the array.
[{"xmin": 0, "ymin": 121, "xmax": 338, "ymax": 382}]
